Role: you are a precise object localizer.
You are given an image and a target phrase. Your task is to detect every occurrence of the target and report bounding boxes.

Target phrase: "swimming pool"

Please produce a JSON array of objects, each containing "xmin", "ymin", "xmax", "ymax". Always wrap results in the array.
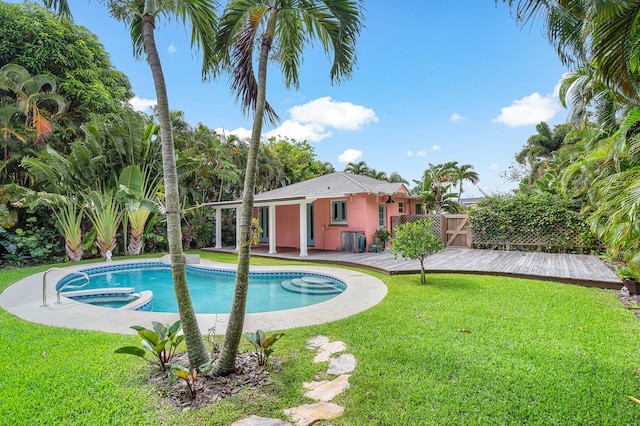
[{"xmin": 57, "ymin": 262, "xmax": 346, "ymax": 314}]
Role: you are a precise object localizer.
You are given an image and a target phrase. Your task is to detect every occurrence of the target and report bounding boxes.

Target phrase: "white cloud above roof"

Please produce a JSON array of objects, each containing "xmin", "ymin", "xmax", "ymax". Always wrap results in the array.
[
  {"xmin": 493, "ymin": 92, "xmax": 561, "ymax": 127},
  {"xmin": 289, "ymin": 96, "xmax": 378, "ymax": 130},
  {"xmin": 218, "ymin": 97, "xmax": 377, "ymax": 143},
  {"xmin": 265, "ymin": 119, "xmax": 332, "ymax": 142},
  {"xmin": 338, "ymin": 148, "xmax": 363, "ymax": 163}
]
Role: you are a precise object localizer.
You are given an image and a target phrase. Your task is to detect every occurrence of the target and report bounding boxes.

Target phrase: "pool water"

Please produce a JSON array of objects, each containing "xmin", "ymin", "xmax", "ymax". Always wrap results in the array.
[{"xmin": 58, "ymin": 263, "xmax": 345, "ymax": 314}]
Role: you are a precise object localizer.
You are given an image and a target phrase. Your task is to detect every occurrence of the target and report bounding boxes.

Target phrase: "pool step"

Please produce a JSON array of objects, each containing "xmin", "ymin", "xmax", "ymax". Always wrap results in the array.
[
  {"xmin": 61, "ymin": 287, "xmax": 153, "ymax": 311},
  {"xmin": 281, "ymin": 276, "xmax": 343, "ymax": 295}
]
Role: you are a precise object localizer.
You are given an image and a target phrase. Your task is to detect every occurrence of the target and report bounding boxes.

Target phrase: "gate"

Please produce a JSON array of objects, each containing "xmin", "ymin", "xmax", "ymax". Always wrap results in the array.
[{"xmin": 398, "ymin": 214, "xmax": 471, "ymax": 247}]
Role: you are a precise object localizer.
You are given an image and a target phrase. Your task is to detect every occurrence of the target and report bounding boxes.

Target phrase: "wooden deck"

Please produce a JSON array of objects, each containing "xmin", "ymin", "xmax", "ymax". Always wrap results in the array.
[{"xmin": 203, "ymin": 246, "xmax": 621, "ymax": 290}]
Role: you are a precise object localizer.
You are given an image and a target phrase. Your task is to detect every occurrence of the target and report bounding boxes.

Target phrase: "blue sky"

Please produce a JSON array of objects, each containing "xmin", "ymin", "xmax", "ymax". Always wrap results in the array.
[{"xmin": 18, "ymin": 1, "xmax": 568, "ymax": 197}]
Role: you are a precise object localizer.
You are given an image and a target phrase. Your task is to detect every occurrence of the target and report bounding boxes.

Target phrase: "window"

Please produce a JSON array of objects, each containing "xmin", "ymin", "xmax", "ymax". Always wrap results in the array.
[
  {"xmin": 331, "ymin": 200, "xmax": 347, "ymax": 224},
  {"xmin": 415, "ymin": 203, "xmax": 425, "ymax": 215},
  {"xmin": 398, "ymin": 202, "xmax": 405, "ymax": 213},
  {"xmin": 378, "ymin": 204, "xmax": 386, "ymax": 229}
]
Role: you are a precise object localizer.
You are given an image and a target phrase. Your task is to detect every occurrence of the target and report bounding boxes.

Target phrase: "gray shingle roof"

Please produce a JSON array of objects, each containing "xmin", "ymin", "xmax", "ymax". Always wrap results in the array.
[{"xmin": 254, "ymin": 172, "xmax": 410, "ymax": 201}]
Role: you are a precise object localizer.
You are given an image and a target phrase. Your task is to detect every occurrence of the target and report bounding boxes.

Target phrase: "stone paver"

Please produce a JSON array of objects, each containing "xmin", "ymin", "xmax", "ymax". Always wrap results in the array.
[
  {"xmin": 303, "ymin": 374, "xmax": 351, "ymax": 402},
  {"xmin": 305, "ymin": 335, "xmax": 330, "ymax": 349},
  {"xmin": 283, "ymin": 402, "xmax": 345, "ymax": 426},
  {"xmin": 231, "ymin": 415, "xmax": 292, "ymax": 426},
  {"xmin": 313, "ymin": 340, "xmax": 347, "ymax": 363},
  {"xmin": 327, "ymin": 353, "xmax": 357, "ymax": 375}
]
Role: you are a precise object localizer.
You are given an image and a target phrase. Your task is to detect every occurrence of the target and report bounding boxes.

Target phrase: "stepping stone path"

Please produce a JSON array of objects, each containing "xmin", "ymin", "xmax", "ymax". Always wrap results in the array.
[{"xmin": 231, "ymin": 335, "xmax": 357, "ymax": 426}]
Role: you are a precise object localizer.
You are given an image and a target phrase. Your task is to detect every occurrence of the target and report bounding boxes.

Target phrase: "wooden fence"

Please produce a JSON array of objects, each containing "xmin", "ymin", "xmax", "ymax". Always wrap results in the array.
[
  {"xmin": 396, "ymin": 214, "xmax": 472, "ymax": 248},
  {"xmin": 395, "ymin": 214, "xmax": 593, "ymax": 252}
]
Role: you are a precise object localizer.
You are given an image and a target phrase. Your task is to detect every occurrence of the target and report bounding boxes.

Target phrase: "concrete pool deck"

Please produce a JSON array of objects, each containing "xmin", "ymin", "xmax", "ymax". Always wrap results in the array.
[{"xmin": 0, "ymin": 258, "xmax": 387, "ymax": 335}]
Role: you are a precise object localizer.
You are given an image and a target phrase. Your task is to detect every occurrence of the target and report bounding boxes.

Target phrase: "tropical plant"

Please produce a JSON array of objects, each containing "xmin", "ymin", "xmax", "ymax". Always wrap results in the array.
[
  {"xmin": 374, "ymin": 229, "xmax": 391, "ymax": 251},
  {"xmin": 0, "ymin": 2, "xmax": 133, "ymax": 133},
  {"xmin": 390, "ymin": 218, "xmax": 444, "ymax": 284},
  {"xmin": 417, "ymin": 162, "xmax": 462, "ymax": 214},
  {"xmin": 117, "ymin": 165, "xmax": 160, "ymax": 256},
  {"xmin": 514, "ymin": 122, "xmax": 572, "ymax": 184},
  {"xmin": 500, "ymin": 0, "xmax": 640, "ymax": 101},
  {"xmin": 53, "ymin": 199, "xmax": 83, "ymax": 262},
  {"xmin": 114, "ymin": 320, "xmax": 184, "ymax": 371},
  {"xmin": 345, "ymin": 161, "xmax": 369, "ymax": 175},
  {"xmin": 83, "ymin": 190, "xmax": 122, "ymax": 258},
  {"xmin": 453, "ymin": 163, "xmax": 479, "ymax": 203},
  {"xmin": 244, "ymin": 329, "xmax": 285, "ymax": 367},
  {"xmin": 211, "ymin": 0, "xmax": 364, "ymax": 376},
  {"xmin": 167, "ymin": 363, "xmax": 199, "ymax": 399},
  {"xmin": 0, "ymin": 63, "xmax": 68, "ymax": 145}
]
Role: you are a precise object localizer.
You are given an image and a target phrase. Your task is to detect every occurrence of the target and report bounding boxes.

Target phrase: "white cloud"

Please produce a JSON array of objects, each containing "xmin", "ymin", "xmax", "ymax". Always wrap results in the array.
[
  {"xmin": 265, "ymin": 119, "xmax": 332, "ymax": 142},
  {"xmin": 215, "ymin": 127, "xmax": 252, "ymax": 140},
  {"xmin": 264, "ymin": 97, "xmax": 377, "ymax": 142},
  {"xmin": 407, "ymin": 150, "xmax": 414, "ymax": 157},
  {"xmin": 432, "ymin": 145, "xmax": 441, "ymax": 151},
  {"xmin": 416, "ymin": 150, "xmax": 427, "ymax": 157},
  {"xmin": 450, "ymin": 113, "xmax": 467, "ymax": 123},
  {"xmin": 289, "ymin": 96, "xmax": 378, "ymax": 130},
  {"xmin": 168, "ymin": 43, "xmax": 177, "ymax": 54},
  {"xmin": 493, "ymin": 92, "xmax": 561, "ymax": 127},
  {"xmin": 129, "ymin": 96, "xmax": 156, "ymax": 112},
  {"xmin": 216, "ymin": 97, "xmax": 377, "ymax": 144},
  {"xmin": 489, "ymin": 163, "xmax": 499, "ymax": 170},
  {"xmin": 338, "ymin": 148, "xmax": 363, "ymax": 163}
]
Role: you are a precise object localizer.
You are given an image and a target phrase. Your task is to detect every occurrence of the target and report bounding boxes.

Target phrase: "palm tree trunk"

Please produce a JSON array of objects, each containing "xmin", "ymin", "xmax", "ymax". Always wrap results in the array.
[
  {"xmin": 142, "ymin": 11, "xmax": 209, "ymax": 369},
  {"xmin": 212, "ymin": 9, "xmax": 277, "ymax": 377}
]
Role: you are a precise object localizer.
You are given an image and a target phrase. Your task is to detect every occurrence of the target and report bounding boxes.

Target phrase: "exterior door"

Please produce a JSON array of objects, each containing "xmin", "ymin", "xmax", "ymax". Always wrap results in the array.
[
  {"xmin": 378, "ymin": 203, "xmax": 386, "ymax": 229},
  {"xmin": 258, "ymin": 206, "xmax": 268, "ymax": 243},
  {"xmin": 307, "ymin": 203, "xmax": 315, "ymax": 246}
]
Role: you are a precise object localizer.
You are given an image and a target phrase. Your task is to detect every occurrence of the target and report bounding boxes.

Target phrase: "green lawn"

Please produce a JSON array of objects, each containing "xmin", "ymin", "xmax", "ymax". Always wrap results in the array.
[{"xmin": 1, "ymin": 252, "xmax": 640, "ymax": 425}]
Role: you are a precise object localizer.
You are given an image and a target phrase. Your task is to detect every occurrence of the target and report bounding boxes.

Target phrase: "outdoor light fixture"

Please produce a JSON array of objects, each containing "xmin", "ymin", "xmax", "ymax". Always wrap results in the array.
[{"xmin": 386, "ymin": 195, "xmax": 395, "ymax": 203}]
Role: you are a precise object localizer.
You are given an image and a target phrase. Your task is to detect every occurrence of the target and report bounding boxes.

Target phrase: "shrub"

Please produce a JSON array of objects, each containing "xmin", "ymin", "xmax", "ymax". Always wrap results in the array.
[
  {"xmin": 2, "ymin": 215, "xmax": 64, "ymax": 266},
  {"xmin": 469, "ymin": 194, "xmax": 600, "ymax": 253},
  {"xmin": 390, "ymin": 218, "xmax": 443, "ymax": 284}
]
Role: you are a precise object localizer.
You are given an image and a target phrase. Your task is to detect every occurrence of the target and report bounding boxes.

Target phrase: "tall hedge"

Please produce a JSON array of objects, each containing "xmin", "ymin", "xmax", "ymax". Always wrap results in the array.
[
  {"xmin": 469, "ymin": 194, "xmax": 600, "ymax": 253},
  {"xmin": 0, "ymin": 2, "xmax": 133, "ymax": 138}
]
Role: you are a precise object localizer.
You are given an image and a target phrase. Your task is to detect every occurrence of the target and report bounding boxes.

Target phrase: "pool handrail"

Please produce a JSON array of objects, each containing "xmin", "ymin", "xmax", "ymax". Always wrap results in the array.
[{"xmin": 41, "ymin": 267, "xmax": 90, "ymax": 307}]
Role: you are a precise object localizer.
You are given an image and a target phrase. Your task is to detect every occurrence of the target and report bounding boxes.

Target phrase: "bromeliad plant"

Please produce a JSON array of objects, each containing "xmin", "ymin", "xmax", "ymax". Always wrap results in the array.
[
  {"xmin": 115, "ymin": 320, "xmax": 184, "ymax": 371},
  {"xmin": 168, "ymin": 363, "xmax": 198, "ymax": 399},
  {"xmin": 244, "ymin": 330, "xmax": 285, "ymax": 367}
]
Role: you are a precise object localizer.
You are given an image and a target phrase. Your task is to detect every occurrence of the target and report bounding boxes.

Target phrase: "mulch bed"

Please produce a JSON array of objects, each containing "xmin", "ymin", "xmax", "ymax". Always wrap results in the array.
[{"xmin": 149, "ymin": 352, "xmax": 279, "ymax": 410}]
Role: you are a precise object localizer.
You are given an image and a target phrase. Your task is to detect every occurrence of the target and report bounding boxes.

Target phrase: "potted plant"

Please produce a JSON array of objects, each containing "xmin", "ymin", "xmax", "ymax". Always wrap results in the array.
[
  {"xmin": 617, "ymin": 265, "xmax": 640, "ymax": 295},
  {"xmin": 374, "ymin": 229, "xmax": 391, "ymax": 252}
]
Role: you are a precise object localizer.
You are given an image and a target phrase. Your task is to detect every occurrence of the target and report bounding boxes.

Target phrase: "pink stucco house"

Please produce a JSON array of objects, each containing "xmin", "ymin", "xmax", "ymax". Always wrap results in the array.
[{"xmin": 204, "ymin": 172, "xmax": 418, "ymax": 256}]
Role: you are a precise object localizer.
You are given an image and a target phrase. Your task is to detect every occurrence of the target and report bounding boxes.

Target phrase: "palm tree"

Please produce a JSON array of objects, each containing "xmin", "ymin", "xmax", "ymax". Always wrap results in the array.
[
  {"xmin": 515, "ymin": 122, "xmax": 572, "ymax": 183},
  {"xmin": 211, "ymin": 0, "xmax": 364, "ymax": 375},
  {"xmin": 345, "ymin": 160, "xmax": 369, "ymax": 175},
  {"xmin": 42, "ymin": 0, "xmax": 218, "ymax": 369},
  {"xmin": 388, "ymin": 171, "xmax": 408, "ymax": 184},
  {"xmin": 501, "ymin": 0, "xmax": 640, "ymax": 101},
  {"xmin": 419, "ymin": 161, "xmax": 460, "ymax": 213},
  {"xmin": 453, "ymin": 163, "xmax": 479, "ymax": 204}
]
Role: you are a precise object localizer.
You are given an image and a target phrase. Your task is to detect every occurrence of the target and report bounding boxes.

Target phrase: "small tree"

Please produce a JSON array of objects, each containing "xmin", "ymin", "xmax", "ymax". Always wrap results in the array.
[{"xmin": 390, "ymin": 218, "xmax": 443, "ymax": 284}]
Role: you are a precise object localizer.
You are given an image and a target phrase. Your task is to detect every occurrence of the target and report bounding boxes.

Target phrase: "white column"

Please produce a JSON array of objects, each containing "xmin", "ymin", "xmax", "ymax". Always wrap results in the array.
[
  {"xmin": 215, "ymin": 207, "xmax": 222, "ymax": 248},
  {"xmin": 299, "ymin": 202, "xmax": 308, "ymax": 257},
  {"xmin": 268, "ymin": 204, "xmax": 277, "ymax": 254},
  {"xmin": 235, "ymin": 206, "xmax": 241, "ymax": 251}
]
